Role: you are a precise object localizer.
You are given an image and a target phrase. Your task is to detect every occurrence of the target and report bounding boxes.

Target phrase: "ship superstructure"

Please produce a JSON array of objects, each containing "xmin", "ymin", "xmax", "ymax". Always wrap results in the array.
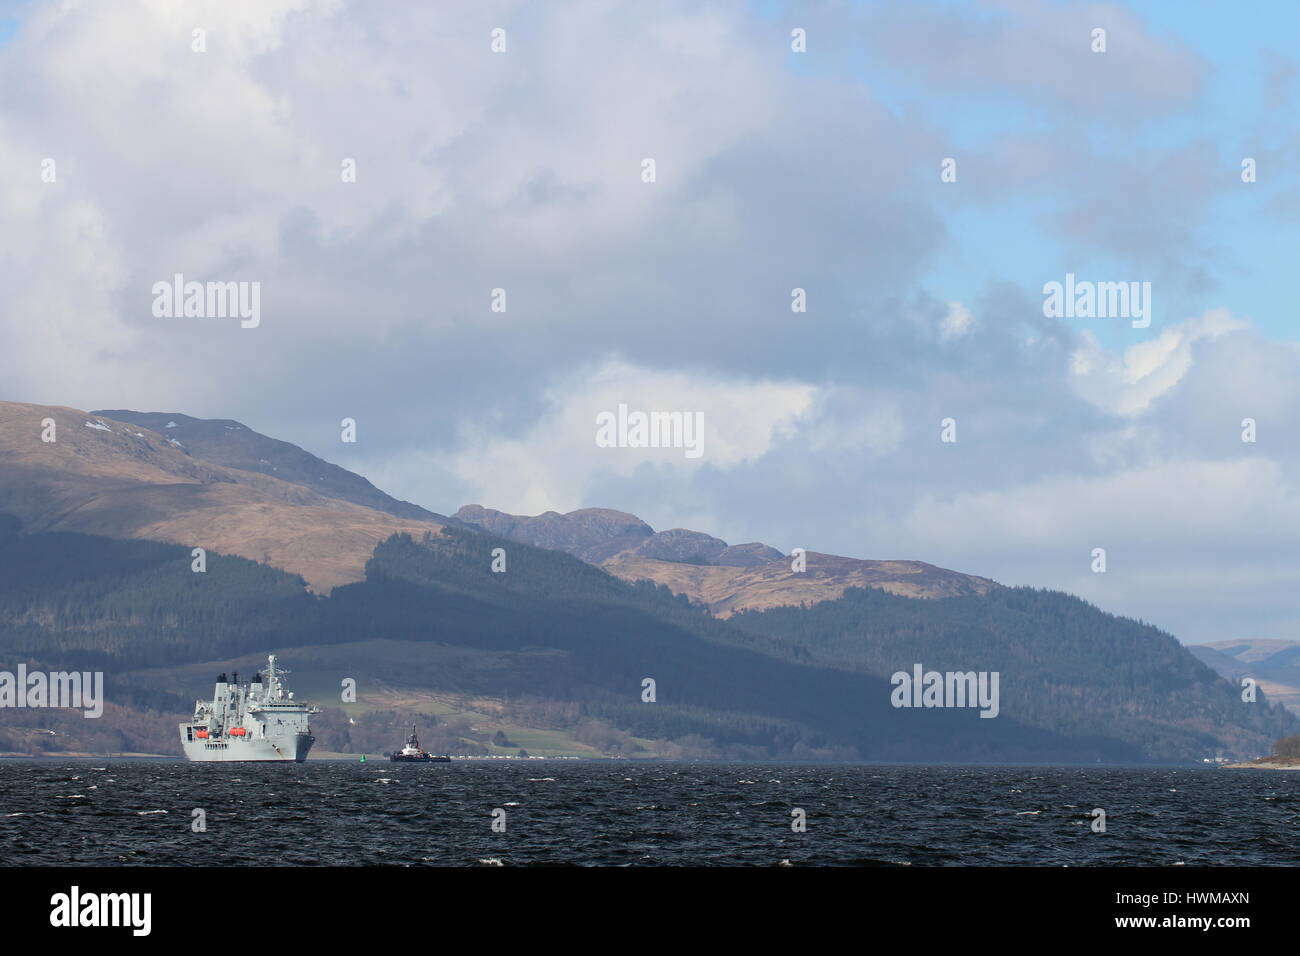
[{"xmin": 180, "ymin": 655, "xmax": 319, "ymax": 762}]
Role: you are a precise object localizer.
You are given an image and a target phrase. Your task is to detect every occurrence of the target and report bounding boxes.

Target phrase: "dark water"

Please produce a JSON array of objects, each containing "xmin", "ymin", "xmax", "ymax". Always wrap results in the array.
[{"xmin": 2, "ymin": 761, "xmax": 1298, "ymax": 866}]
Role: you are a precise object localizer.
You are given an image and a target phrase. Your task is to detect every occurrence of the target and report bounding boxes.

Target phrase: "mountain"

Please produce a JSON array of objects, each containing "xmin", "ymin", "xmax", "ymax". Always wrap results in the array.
[
  {"xmin": 735, "ymin": 587, "xmax": 1295, "ymax": 760},
  {"xmin": 2, "ymin": 398, "xmax": 1293, "ymax": 763},
  {"xmin": 92, "ymin": 409, "xmax": 454, "ymax": 525},
  {"xmin": 0, "ymin": 401, "xmax": 445, "ymax": 591},
  {"xmin": 1191, "ymin": 639, "xmax": 1300, "ymax": 715},
  {"xmin": 453, "ymin": 504, "xmax": 656, "ymax": 562},
  {"xmin": 454, "ymin": 504, "xmax": 996, "ymax": 615},
  {"xmin": 453, "ymin": 504, "xmax": 783, "ymax": 567},
  {"xmin": 0, "ymin": 518, "xmax": 1097, "ymax": 761},
  {"xmin": 5, "ymin": 517, "xmax": 1289, "ymax": 762}
]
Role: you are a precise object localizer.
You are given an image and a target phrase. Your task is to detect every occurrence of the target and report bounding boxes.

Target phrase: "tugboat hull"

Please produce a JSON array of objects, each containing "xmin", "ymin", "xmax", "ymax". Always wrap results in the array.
[{"xmin": 389, "ymin": 753, "xmax": 450, "ymax": 763}]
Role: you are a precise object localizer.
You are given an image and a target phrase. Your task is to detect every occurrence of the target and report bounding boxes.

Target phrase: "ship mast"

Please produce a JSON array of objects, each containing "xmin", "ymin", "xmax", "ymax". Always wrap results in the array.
[{"xmin": 266, "ymin": 654, "xmax": 284, "ymax": 700}]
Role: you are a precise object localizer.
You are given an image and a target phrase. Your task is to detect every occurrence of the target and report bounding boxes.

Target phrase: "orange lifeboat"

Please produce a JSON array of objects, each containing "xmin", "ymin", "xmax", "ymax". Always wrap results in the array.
[
  {"xmin": 229, "ymin": 727, "xmax": 247, "ymax": 736},
  {"xmin": 195, "ymin": 730, "xmax": 209, "ymax": 739}
]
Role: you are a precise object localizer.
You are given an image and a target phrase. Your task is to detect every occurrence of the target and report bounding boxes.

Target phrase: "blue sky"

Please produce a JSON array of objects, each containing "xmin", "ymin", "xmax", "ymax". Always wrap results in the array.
[{"xmin": 760, "ymin": 0, "xmax": 1300, "ymax": 349}]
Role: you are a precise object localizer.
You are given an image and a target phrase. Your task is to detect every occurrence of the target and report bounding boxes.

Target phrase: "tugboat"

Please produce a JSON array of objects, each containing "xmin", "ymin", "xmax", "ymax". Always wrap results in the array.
[{"xmin": 390, "ymin": 724, "xmax": 450, "ymax": 763}]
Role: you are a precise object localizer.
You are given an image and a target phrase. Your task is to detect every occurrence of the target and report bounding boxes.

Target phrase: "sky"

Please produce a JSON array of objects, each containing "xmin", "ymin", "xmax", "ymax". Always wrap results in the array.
[{"xmin": 1, "ymin": 0, "xmax": 1298, "ymax": 645}]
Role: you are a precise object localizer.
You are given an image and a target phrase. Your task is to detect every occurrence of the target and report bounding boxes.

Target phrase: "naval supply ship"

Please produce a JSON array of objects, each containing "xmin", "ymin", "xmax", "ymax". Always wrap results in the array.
[{"xmin": 180, "ymin": 655, "xmax": 320, "ymax": 762}]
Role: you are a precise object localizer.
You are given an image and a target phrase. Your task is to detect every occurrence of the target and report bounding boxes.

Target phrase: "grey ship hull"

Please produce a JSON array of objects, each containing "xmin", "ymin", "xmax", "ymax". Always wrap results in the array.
[
  {"xmin": 180, "ymin": 729, "xmax": 314, "ymax": 762},
  {"xmin": 181, "ymin": 655, "xmax": 319, "ymax": 762}
]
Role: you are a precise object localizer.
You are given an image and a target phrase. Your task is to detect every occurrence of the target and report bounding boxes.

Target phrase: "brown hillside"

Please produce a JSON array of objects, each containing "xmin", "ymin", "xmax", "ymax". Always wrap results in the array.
[
  {"xmin": 454, "ymin": 503, "xmax": 999, "ymax": 616},
  {"xmin": 602, "ymin": 551, "xmax": 998, "ymax": 616},
  {"xmin": 0, "ymin": 401, "xmax": 444, "ymax": 591}
]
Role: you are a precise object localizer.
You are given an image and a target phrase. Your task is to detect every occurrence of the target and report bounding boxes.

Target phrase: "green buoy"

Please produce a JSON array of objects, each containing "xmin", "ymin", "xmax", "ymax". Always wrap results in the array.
[{"xmin": 359, "ymin": 754, "xmax": 366, "ymax": 763}]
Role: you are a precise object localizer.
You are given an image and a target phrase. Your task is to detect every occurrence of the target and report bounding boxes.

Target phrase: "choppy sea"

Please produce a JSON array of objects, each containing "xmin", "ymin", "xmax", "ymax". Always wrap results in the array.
[{"xmin": 2, "ymin": 761, "xmax": 1296, "ymax": 866}]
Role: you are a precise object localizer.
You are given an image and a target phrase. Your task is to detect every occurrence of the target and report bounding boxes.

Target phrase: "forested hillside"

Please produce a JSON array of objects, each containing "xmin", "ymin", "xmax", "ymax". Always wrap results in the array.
[
  {"xmin": 2, "ymin": 516, "xmax": 1241, "ymax": 761},
  {"xmin": 730, "ymin": 586, "xmax": 1298, "ymax": 761}
]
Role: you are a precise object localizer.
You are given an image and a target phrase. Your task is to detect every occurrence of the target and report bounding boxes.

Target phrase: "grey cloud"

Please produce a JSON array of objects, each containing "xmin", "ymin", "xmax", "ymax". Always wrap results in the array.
[{"xmin": 851, "ymin": 0, "xmax": 1205, "ymax": 117}]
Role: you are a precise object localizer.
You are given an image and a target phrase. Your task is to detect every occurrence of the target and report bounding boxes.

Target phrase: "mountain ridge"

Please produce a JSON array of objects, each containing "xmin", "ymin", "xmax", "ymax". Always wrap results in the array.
[
  {"xmin": 2, "ymin": 397, "xmax": 1290, "ymax": 763},
  {"xmin": 453, "ymin": 503, "xmax": 998, "ymax": 615},
  {"xmin": 0, "ymin": 400, "xmax": 447, "ymax": 591},
  {"xmin": 1, "ymin": 400, "xmax": 1001, "ymax": 615},
  {"xmin": 1191, "ymin": 639, "xmax": 1300, "ymax": 715},
  {"xmin": 91, "ymin": 409, "xmax": 456, "ymax": 526}
]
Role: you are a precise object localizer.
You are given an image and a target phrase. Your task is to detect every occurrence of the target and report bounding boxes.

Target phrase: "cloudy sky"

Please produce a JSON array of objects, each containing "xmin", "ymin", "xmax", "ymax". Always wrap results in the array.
[{"xmin": 1, "ymin": 0, "xmax": 1298, "ymax": 644}]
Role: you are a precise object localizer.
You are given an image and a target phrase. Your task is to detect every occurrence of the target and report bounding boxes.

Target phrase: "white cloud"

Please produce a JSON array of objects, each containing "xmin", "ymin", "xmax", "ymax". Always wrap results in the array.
[
  {"xmin": 1069, "ymin": 308, "xmax": 1248, "ymax": 416},
  {"xmin": 800, "ymin": 389, "xmax": 905, "ymax": 456},
  {"xmin": 902, "ymin": 457, "xmax": 1297, "ymax": 550},
  {"xmin": 439, "ymin": 359, "xmax": 815, "ymax": 515},
  {"xmin": 940, "ymin": 301, "xmax": 974, "ymax": 341},
  {"xmin": 893, "ymin": 456, "xmax": 1300, "ymax": 641},
  {"xmin": 0, "ymin": 0, "xmax": 784, "ymax": 404}
]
